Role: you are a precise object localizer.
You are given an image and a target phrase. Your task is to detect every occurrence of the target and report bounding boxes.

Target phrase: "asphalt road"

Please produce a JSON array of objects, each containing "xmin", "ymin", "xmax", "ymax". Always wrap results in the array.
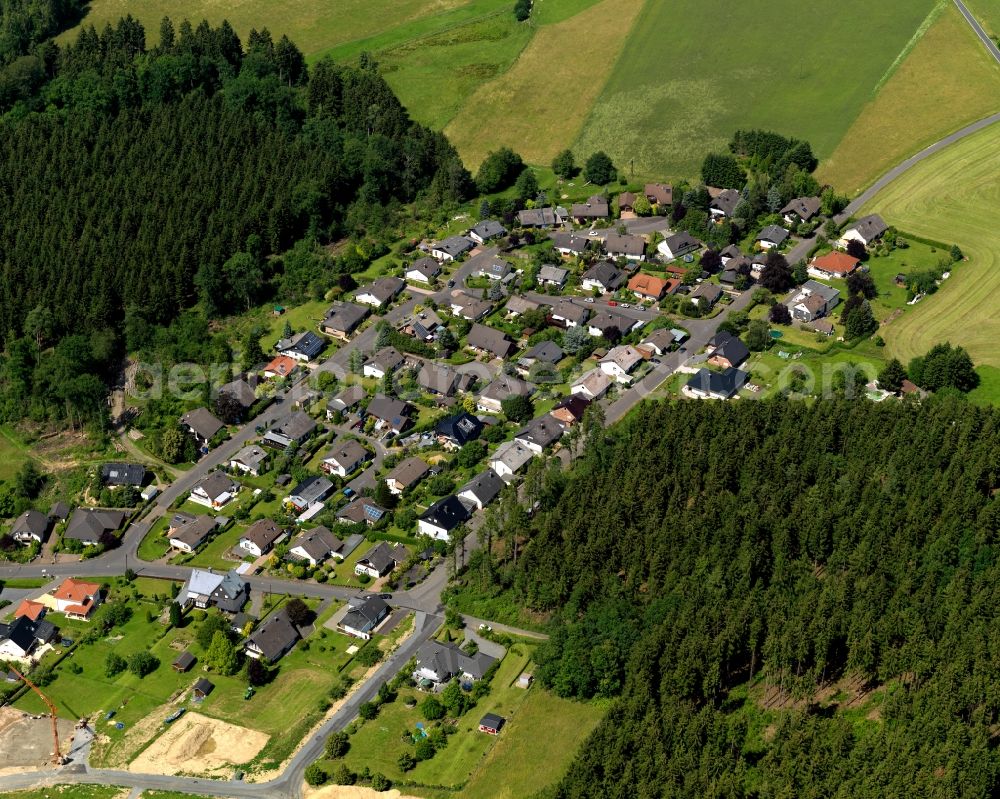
[{"xmin": 954, "ymin": 0, "xmax": 1000, "ymax": 65}]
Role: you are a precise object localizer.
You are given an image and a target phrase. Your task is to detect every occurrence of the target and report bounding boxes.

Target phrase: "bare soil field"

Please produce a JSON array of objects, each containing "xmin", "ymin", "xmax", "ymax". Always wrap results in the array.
[
  {"xmin": 127, "ymin": 712, "xmax": 268, "ymax": 777},
  {"xmin": 0, "ymin": 706, "xmax": 77, "ymax": 770}
]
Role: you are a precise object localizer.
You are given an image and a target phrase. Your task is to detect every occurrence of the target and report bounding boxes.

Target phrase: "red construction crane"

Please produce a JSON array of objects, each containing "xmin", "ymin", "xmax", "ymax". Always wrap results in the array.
[{"xmin": 10, "ymin": 666, "xmax": 65, "ymax": 765}]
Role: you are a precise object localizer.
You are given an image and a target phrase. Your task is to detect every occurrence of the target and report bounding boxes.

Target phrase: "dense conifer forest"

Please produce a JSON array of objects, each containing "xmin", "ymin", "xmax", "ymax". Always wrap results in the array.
[
  {"xmin": 0, "ymin": 15, "xmax": 470, "ymax": 424},
  {"xmin": 456, "ymin": 398, "xmax": 1000, "ymax": 798}
]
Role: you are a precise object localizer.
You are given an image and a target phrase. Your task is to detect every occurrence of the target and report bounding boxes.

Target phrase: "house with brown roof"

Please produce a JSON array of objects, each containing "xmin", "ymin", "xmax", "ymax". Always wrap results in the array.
[
  {"xmin": 477, "ymin": 374, "xmax": 534, "ymax": 414},
  {"xmin": 551, "ymin": 394, "xmax": 591, "ymax": 427},
  {"xmin": 644, "ymin": 183, "xmax": 673, "ymax": 206},
  {"xmin": 627, "ymin": 273, "xmax": 672, "ymax": 301},
  {"xmin": 238, "ymin": 519, "xmax": 286, "ymax": 558},
  {"xmin": 808, "ymin": 251, "xmax": 860, "ymax": 280},
  {"xmin": 180, "ymin": 407, "xmax": 224, "ymax": 445},
  {"xmin": 288, "ymin": 526, "xmax": 344, "ymax": 566},
  {"xmin": 781, "ymin": 196, "xmax": 822, "ymax": 225},
  {"xmin": 320, "ymin": 303, "xmax": 370, "ymax": 340},
  {"xmin": 384, "ymin": 457, "xmax": 430, "ymax": 495},
  {"xmin": 709, "ymin": 189, "xmax": 741, "ymax": 220},
  {"xmin": 467, "ymin": 324, "xmax": 516, "ymax": 359},
  {"xmin": 604, "ymin": 232, "xmax": 646, "ymax": 262},
  {"xmin": 321, "ymin": 439, "xmax": 369, "ymax": 478},
  {"xmin": 167, "ymin": 513, "xmax": 220, "ymax": 553},
  {"xmin": 571, "ymin": 195, "xmax": 609, "ymax": 223}
]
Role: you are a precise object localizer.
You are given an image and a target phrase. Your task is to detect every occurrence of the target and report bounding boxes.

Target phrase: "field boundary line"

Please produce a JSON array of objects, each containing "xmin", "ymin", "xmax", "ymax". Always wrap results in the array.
[{"xmin": 872, "ymin": 0, "xmax": 947, "ymax": 95}]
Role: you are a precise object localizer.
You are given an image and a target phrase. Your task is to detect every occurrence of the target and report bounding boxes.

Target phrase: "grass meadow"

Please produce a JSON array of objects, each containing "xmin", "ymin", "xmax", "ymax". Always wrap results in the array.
[
  {"xmin": 572, "ymin": 0, "xmax": 936, "ymax": 179},
  {"xmin": 817, "ymin": 2, "xmax": 1000, "ymax": 195},
  {"xmin": 865, "ymin": 122, "xmax": 1000, "ymax": 369}
]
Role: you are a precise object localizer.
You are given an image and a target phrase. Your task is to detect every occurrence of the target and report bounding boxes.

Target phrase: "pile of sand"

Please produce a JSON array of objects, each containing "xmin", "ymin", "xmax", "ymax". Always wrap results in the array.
[
  {"xmin": 305, "ymin": 786, "xmax": 423, "ymax": 799},
  {"xmin": 128, "ymin": 712, "xmax": 268, "ymax": 776}
]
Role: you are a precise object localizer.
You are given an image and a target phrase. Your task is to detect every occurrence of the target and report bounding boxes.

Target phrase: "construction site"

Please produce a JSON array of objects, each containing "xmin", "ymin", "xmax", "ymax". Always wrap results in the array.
[{"xmin": 0, "ymin": 706, "xmax": 78, "ymax": 772}]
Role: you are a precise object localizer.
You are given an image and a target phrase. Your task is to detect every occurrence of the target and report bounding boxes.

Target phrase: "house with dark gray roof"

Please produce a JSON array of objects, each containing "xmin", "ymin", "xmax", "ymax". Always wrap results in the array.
[
  {"xmin": 355, "ymin": 541, "xmax": 409, "ymax": 578},
  {"xmin": 604, "ymin": 232, "xmax": 646, "ymax": 261},
  {"xmin": 179, "ymin": 568, "xmax": 249, "ymax": 613},
  {"xmin": 11, "ymin": 510, "xmax": 49, "ymax": 545},
  {"xmin": 587, "ymin": 310, "xmax": 640, "ymax": 339},
  {"xmin": 467, "ymin": 324, "xmax": 516, "ymax": 359},
  {"xmin": 756, "ymin": 225, "xmax": 789, "ymax": 250},
  {"xmin": 320, "ymin": 303, "xmax": 370, "ymax": 340},
  {"xmin": 365, "ymin": 395, "xmax": 413, "ymax": 435},
  {"xmin": 321, "ymin": 439, "xmax": 369, "ymax": 478},
  {"xmin": 275, "ymin": 330, "xmax": 325, "ymax": 362},
  {"xmin": 515, "ymin": 414, "xmax": 565, "ymax": 454},
  {"xmin": 458, "ymin": 468, "xmax": 505, "ymax": 511},
  {"xmin": 840, "ymin": 214, "xmax": 888, "ymax": 248},
  {"xmin": 489, "ymin": 440, "xmax": 534, "ymax": 477},
  {"xmin": 689, "ymin": 282, "xmax": 723, "ymax": 309},
  {"xmin": 537, "ymin": 264, "xmax": 568, "ymax": 287},
  {"xmin": 708, "ymin": 331, "xmax": 750, "ymax": 369},
  {"xmin": 551, "ymin": 299, "xmax": 589, "ymax": 328},
  {"xmin": 436, "ymin": 412, "xmax": 482, "ymax": 449},
  {"xmin": 517, "ymin": 341, "xmax": 563, "ymax": 377},
  {"xmin": 190, "ymin": 471, "xmax": 240, "ymax": 509},
  {"xmin": 336, "ymin": 497, "xmax": 387, "ymax": 526},
  {"xmin": 245, "ymin": 610, "xmax": 300, "ymax": 661},
  {"xmin": 431, "ymin": 236, "xmax": 475, "ymax": 262},
  {"xmin": 100, "ymin": 463, "xmax": 146, "ymax": 487},
  {"xmin": 781, "ymin": 196, "xmax": 822, "ymax": 224},
  {"xmin": 356, "ymin": 277, "xmax": 405, "ymax": 309},
  {"xmin": 417, "ymin": 361, "xmax": 460, "ymax": 396},
  {"xmin": 286, "ymin": 476, "xmax": 333, "ymax": 512},
  {"xmin": 658, "ymin": 231, "xmax": 703, "ymax": 260},
  {"xmin": 469, "ymin": 219, "xmax": 507, "ymax": 244},
  {"xmin": 414, "ymin": 639, "xmax": 497, "ymax": 685},
  {"xmin": 709, "ymin": 188, "xmax": 741, "ymax": 219},
  {"xmin": 450, "ymin": 293, "xmax": 494, "ymax": 321},
  {"xmin": 418, "ymin": 495, "xmax": 471, "ymax": 540},
  {"xmin": 517, "ymin": 207, "xmax": 563, "ymax": 228},
  {"xmin": 684, "ymin": 367, "xmax": 749, "ymax": 400},
  {"xmin": 551, "ymin": 232, "xmax": 591, "ymax": 257},
  {"xmin": 339, "ymin": 595, "xmax": 389, "ymax": 639},
  {"xmin": 262, "ymin": 411, "xmax": 318, "ymax": 449},
  {"xmin": 64, "ymin": 508, "xmax": 126, "ymax": 546},
  {"xmin": 405, "ymin": 257, "xmax": 442, "ymax": 284},
  {"xmin": 571, "ymin": 195, "xmax": 609, "ymax": 222},
  {"xmin": 218, "ymin": 377, "xmax": 257, "ymax": 409},
  {"xmin": 289, "ymin": 526, "xmax": 344, "ymax": 566},
  {"xmin": 478, "ymin": 258, "xmax": 514, "ymax": 282},
  {"xmin": 168, "ymin": 514, "xmax": 219, "ymax": 553},
  {"xmin": 581, "ymin": 261, "xmax": 625, "ymax": 293},
  {"xmin": 180, "ymin": 408, "xmax": 224, "ymax": 445}
]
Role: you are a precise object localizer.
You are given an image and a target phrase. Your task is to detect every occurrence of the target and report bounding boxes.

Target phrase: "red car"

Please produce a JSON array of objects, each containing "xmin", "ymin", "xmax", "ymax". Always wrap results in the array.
[{"xmin": 607, "ymin": 300, "xmax": 617, "ymax": 307}]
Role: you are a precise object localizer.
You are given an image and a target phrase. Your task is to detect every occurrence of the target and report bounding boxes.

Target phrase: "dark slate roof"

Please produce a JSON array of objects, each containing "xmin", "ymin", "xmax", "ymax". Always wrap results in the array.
[
  {"xmin": 180, "ymin": 407, "xmax": 224, "ymax": 441},
  {"xmin": 685, "ymin": 367, "xmax": 749, "ymax": 398},
  {"xmin": 515, "ymin": 414, "xmax": 565, "ymax": 449},
  {"xmin": 757, "ymin": 225, "xmax": 789, "ymax": 245},
  {"xmin": 4, "ymin": 616, "xmax": 37, "ymax": 653},
  {"xmin": 277, "ymin": 330, "xmax": 325, "ymax": 359},
  {"xmin": 436, "ymin": 412, "xmax": 483, "ymax": 446},
  {"xmin": 471, "ymin": 220, "xmax": 507, "ymax": 240},
  {"xmin": 64, "ymin": 508, "xmax": 126, "ymax": 542},
  {"xmin": 193, "ymin": 677, "xmax": 215, "ymax": 695},
  {"xmin": 218, "ymin": 377, "xmax": 257, "ymax": 408},
  {"xmin": 357, "ymin": 276, "xmax": 405, "ymax": 304},
  {"xmin": 342, "ymin": 595, "xmax": 389, "ymax": 633},
  {"xmin": 460, "ymin": 469, "xmax": 505, "ymax": 506},
  {"xmin": 385, "ymin": 457, "xmax": 430, "ymax": 490},
  {"xmin": 336, "ymin": 497, "xmax": 386, "ymax": 525},
  {"xmin": 416, "ymin": 639, "xmax": 497, "ymax": 681},
  {"xmin": 325, "ymin": 439, "xmax": 368, "ymax": 470},
  {"xmin": 552, "ymin": 394, "xmax": 591, "ymax": 421},
  {"xmin": 710, "ymin": 331, "xmax": 750, "ymax": 367},
  {"xmin": 268, "ymin": 411, "xmax": 317, "ymax": 442},
  {"xmin": 289, "ymin": 476, "xmax": 333, "ymax": 506},
  {"xmin": 328, "ymin": 384, "xmax": 367, "ymax": 412},
  {"xmin": 420, "ymin": 495, "xmax": 471, "ymax": 532},
  {"xmin": 192, "ymin": 471, "xmax": 238, "ymax": 501},
  {"xmin": 322, "ymin": 302, "xmax": 369, "ymax": 334},
  {"xmin": 358, "ymin": 541, "xmax": 409, "ymax": 574},
  {"xmin": 246, "ymin": 610, "xmax": 300, "ymax": 661},
  {"xmin": 710, "ymin": 188, "xmax": 741, "ymax": 216},
  {"xmin": 551, "ymin": 232, "xmax": 590, "ymax": 254},
  {"xmin": 467, "ymin": 324, "xmax": 516, "ymax": 359},
  {"xmin": 366, "ymin": 395, "xmax": 412, "ymax": 427},
  {"xmin": 241, "ymin": 518, "xmax": 284, "ymax": 551},
  {"xmin": 100, "ymin": 462, "xmax": 147, "ymax": 487},
  {"xmin": 523, "ymin": 340, "xmax": 563, "ymax": 364},
  {"xmin": 173, "ymin": 651, "xmax": 196, "ymax": 670},
  {"xmin": 11, "ymin": 510, "xmax": 49, "ymax": 538},
  {"xmin": 663, "ymin": 231, "xmax": 702, "ymax": 256},
  {"xmin": 480, "ymin": 713, "xmax": 505, "ymax": 730},
  {"xmin": 848, "ymin": 214, "xmax": 888, "ymax": 241},
  {"xmin": 581, "ymin": 261, "xmax": 625, "ymax": 289},
  {"xmin": 435, "ymin": 236, "xmax": 475, "ymax": 257},
  {"xmin": 407, "ymin": 257, "xmax": 441, "ymax": 280},
  {"xmin": 780, "ymin": 196, "xmax": 822, "ymax": 220},
  {"xmin": 604, "ymin": 232, "xmax": 646, "ymax": 257},
  {"xmin": 518, "ymin": 207, "xmax": 559, "ymax": 227},
  {"xmin": 169, "ymin": 515, "xmax": 218, "ymax": 548}
]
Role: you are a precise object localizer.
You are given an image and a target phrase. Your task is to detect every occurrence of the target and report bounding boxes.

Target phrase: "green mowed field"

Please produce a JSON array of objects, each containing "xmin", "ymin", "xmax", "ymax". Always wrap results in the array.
[
  {"xmin": 817, "ymin": 3, "xmax": 1000, "ymax": 195},
  {"xmin": 866, "ymin": 121, "xmax": 1000, "ymax": 369},
  {"xmin": 0, "ymin": 788, "xmax": 125, "ymax": 799},
  {"xmin": 965, "ymin": 0, "xmax": 1000, "ymax": 35},
  {"xmin": 573, "ymin": 0, "xmax": 936, "ymax": 179}
]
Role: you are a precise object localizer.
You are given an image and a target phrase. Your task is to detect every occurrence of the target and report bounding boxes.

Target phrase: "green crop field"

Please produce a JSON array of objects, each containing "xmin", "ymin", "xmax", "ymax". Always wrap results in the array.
[
  {"xmin": 818, "ymin": 3, "xmax": 1000, "ymax": 195},
  {"xmin": 0, "ymin": 788, "xmax": 124, "ymax": 799},
  {"xmin": 865, "ymin": 121, "xmax": 1000, "ymax": 369},
  {"xmin": 573, "ymin": 0, "xmax": 937, "ymax": 179}
]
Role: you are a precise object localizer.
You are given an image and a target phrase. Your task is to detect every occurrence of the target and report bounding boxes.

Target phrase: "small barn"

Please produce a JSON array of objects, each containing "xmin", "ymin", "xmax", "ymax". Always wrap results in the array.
[
  {"xmin": 172, "ymin": 651, "xmax": 196, "ymax": 673},
  {"xmin": 193, "ymin": 678, "xmax": 215, "ymax": 699},
  {"xmin": 478, "ymin": 713, "xmax": 505, "ymax": 735}
]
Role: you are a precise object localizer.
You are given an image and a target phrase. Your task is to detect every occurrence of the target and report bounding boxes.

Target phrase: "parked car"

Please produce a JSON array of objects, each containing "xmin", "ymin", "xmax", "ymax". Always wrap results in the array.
[
  {"xmin": 446, "ymin": 279, "xmax": 455, "ymax": 287},
  {"xmin": 608, "ymin": 300, "xmax": 617, "ymax": 307},
  {"xmin": 343, "ymin": 487, "xmax": 356, "ymax": 498},
  {"xmin": 620, "ymin": 303, "xmax": 631, "ymax": 308},
  {"xmin": 584, "ymin": 297, "xmax": 595, "ymax": 303}
]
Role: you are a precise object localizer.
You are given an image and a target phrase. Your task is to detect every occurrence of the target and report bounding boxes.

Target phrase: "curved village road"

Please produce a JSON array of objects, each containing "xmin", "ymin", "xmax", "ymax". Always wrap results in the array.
[{"xmin": 5, "ymin": 64, "xmax": 1000, "ymax": 792}]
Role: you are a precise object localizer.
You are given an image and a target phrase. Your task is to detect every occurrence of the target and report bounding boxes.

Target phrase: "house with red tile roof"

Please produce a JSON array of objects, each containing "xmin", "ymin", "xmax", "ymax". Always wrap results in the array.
[
  {"xmin": 14, "ymin": 599, "xmax": 46, "ymax": 621},
  {"xmin": 51, "ymin": 578, "xmax": 103, "ymax": 620}
]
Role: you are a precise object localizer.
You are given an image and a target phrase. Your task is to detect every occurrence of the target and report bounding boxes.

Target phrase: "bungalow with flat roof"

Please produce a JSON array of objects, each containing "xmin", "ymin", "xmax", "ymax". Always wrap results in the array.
[{"xmin": 320, "ymin": 303, "xmax": 369, "ymax": 340}]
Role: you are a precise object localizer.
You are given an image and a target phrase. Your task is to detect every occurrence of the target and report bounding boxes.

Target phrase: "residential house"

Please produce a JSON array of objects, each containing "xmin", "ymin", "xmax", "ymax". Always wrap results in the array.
[
  {"xmin": 262, "ymin": 411, "xmax": 317, "ymax": 449},
  {"xmin": 405, "ymin": 257, "xmax": 441, "ymax": 284},
  {"xmin": 469, "ymin": 219, "xmax": 507, "ymax": 244},
  {"xmin": 479, "ymin": 714, "xmax": 505, "ymax": 735},
  {"xmin": 807, "ymin": 318, "xmax": 836, "ymax": 336},
  {"xmin": 289, "ymin": 526, "xmax": 344, "ymax": 566},
  {"xmin": 100, "ymin": 463, "xmax": 146, "ymax": 488},
  {"xmin": 781, "ymin": 196, "xmax": 822, "ymax": 225},
  {"xmin": 551, "ymin": 232, "xmax": 591, "ymax": 258},
  {"xmin": 179, "ymin": 569, "xmax": 249, "ymax": 613},
  {"xmin": 684, "ymin": 367, "xmax": 750, "ymax": 400},
  {"xmin": 0, "ymin": 616, "xmax": 46, "ymax": 659},
  {"xmin": 571, "ymin": 195, "xmax": 609, "ymax": 223},
  {"xmin": 517, "ymin": 341, "xmax": 563, "ymax": 377},
  {"xmin": 417, "ymin": 362, "xmax": 461, "ymax": 396},
  {"xmin": 262, "ymin": 355, "xmax": 297, "ymax": 379},
  {"xmin": 10, "ymin": 510, "xmax": 49, "ymax": 546},
  {"xmin": 458, "ymin": 468, "xmax": 505, "ymax": 511},
  {"xmin": 413, "ymin": 640, "xmax": 497, "ymax": 685},
  {"xmin": 217, "ymin": 377, "xmax": 257, "ymax": 412},
  {"xmin": 808, "ymin": 251, "xmax": 860, "ymax": 280},
  {"xmin": 719, "ymin": 244, "xmax": 743, "ymax": 264},
  {"xmin": 757, "ymin": 225, "xmax": 789, "ymax": 250},
  {"xmin": 551, "ymin": 394, "xmax": 591, "ymax": 427},
  {"xmin": 478, "ymin": 259, "xmax": 513, "ymax": 282},
  {"xmin": 327, "ymin": 385, "xmax": 366, "ymax": 418},
  {"xmin": 550, "ymin": 299, "xmax": 589, "ymax": 329},
  {"xmin": 707, "ymin": 331, "xmax": 750, "ymax": 369},
  {"xmin": 336, "ymin": 497, "xmax": 387, "ymax": 526},
  {"xmin": 467, "ymin": 323, "xmax": 516, "ymax": 359},
  {"xmin": 400, "ymin": 309, "xmax": 445, "ymax": 342},
  {"xmin": 274, "ymin": 330, "xmax": 325, "ymax": 362},
  {"xmin": 571, "ymin": 369, "xmax": 614, "ymax": 401},
  {"xmin": 436, "ymin": 412, "xmax": 483, "ymax": 449},
  {"xmin": 167, "ymin": 513, "xmax": 219, "ymax": 553},
  {"xmin": 515, "ymin": 414, "xmax": 565, "ymax": 454},
  {"xmin": 230, "ymin": 444, "xmax": 269, "ymax": 477},
  {"xmin": 431, "ymin": 236, "xmax": 474, "ymax": 262},
  {"xmin": 180, "ymin": 407, "xmax": 224, "ymax": 446},
  {"xmin": 839, "ymin": 214, "xmax": 888, "ymax": 248},
  {"xmin": 450, "ymin": 292, "xmax": 494, "ymax": 321},
  {"xmin": 339, "ymin": 595, "xmax": 389, "ymax": 639},
  {"xmin": 617, "ymin": 191, "xmax": 637, "ymax": 213},
  {"xmin": 385, "ymin": 457, "xmax": 430, "ymax": 495},
  {"xmin": 286, "ymin": 476, "xmax": 333, "ymax": 513},
  {"xmin": 363, "ymin": 346, "xmax": 405, "ymax": 379},
  {"xmin": 321, "ymin": 439, "xmax": 369, "ymax": 478},
  {"xmin": 489, "ymin": 440, "xmax": 534, "ymax": 478},
  {"xmin": 787, "ymin": 280, "xmax": 841, "ymax": 322},
  {"xmin": 689, "ymin": 282, "xmax": 722, "ymax": 309},
  {"xmin": 355, "ymin": 541, "xmax": 409, "ymax": 578},
  {"xmin": 239, "ymin": 519, "xmax": 285, "ymax": 558},
  {"xmin": 599, "ymin": 345, "xmax": 644, "ymax": 384},
  {"xmin": 587, "ymin": 310, "xmax": 639, "ymax": 339},
  {"xmin": 517, "ymin": 207, "xmax": 563, "ymax": 228},
  {"xmin": 604, "ymin": 232, "xmax": 646, "ymax": 261},
  {"xmin": 51, "ymin": 578, "xmax": 103, "ymax": 619},
  {"xmin": 365, "ymin": 395, "xmax": 414, "ymax": 435},
  {"xmin": 538, "ymin": 264, "xmax": 568, "ymax": 287},
  {"xmin": 63, "ymin": 508, "xmax": 126, "ymax": 546},
  {"xmin": 245, "ymin": 610, "xmax": 300, "ymax": 661},
  {"xmin": 639, "ymin": 328, "xmax": 677, "ymax": 357},
  {"xmin": 418, "ymin": 495, "xmax": 471, "ymax": 540},
  {"xmin": 14, "ymin": 599, "xmax": 46, "ymax": 622},
  {"xmin": 320, "ymin": 303, "xmax": 369, "ymax": 340},
  {"xmin": 581, "ymin": 261, "xmax": 625, "ymax": 293},
  {"xmin": 644, "ymin": 183, "xmax": 673, "ymax": 207},
  {"xmin": 709, "ymin": 188, "xmax": 741, "ymax": 220},
  {"xmin": 189, "ymin": 471, "xmax": 239, "ymax": 510},
  {"xmin": 658, "ymin": 231, "xmax": 703, "ymax": 260},
  {"xmin": 627, "ymin": 273, "xmax": 671, "ymax": 301},
  {"xmin": 355, "ymin": 277, "xmax": 405, "ymax": 309},
  {"xmin": 478, "ymin": 374, "xmax": 534, "ymax": 414},
  {"xmin": 722, "ymin": 255, "xmax": 751, "ymax": 286},
  {"xmin": 505, "ymin": 295, "xmax": 542, "ymax": 318}
]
